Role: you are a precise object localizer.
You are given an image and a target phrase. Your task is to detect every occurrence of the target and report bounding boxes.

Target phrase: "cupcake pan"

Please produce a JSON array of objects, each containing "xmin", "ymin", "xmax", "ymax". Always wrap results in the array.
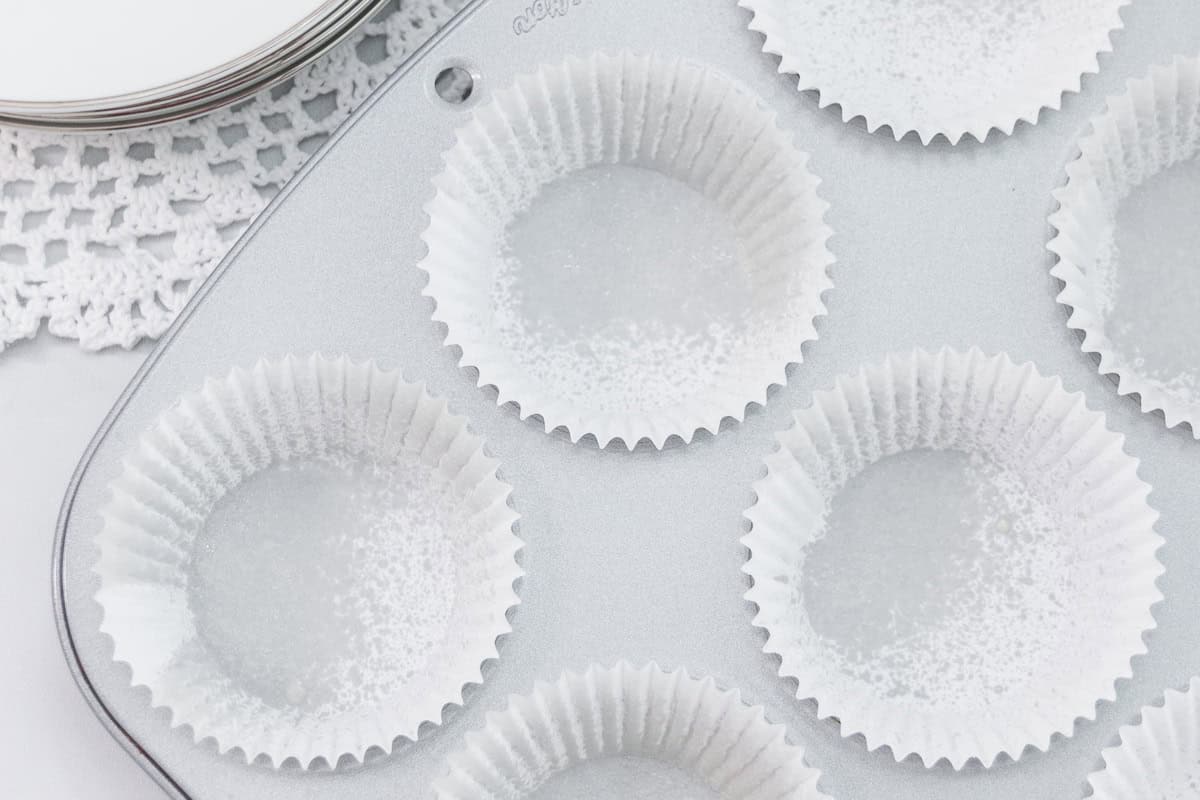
[{"xmin": 51, "ymin": 0, "xmax": 1200, "ymax": 798}]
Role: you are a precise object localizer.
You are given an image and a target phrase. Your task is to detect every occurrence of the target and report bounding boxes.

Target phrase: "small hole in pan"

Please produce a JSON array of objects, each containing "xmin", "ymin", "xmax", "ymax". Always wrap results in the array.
[{"xmin": 434, "ymin": 65, "xmax": 476, "ymax": 105}]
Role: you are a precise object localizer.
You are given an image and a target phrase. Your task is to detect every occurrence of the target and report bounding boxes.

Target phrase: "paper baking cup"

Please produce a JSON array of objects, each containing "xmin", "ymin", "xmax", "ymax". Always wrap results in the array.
[
  {"xmin": 1050, "ymin": 55, "xmax": 1200, "ymax": 437},
  {"xmin": 1088, "ymin": 677, "xmax": 1200, "ymax": 799},
  {"xmin": 94, "ymin": 355, "xmax": 523, "ymax": 767},
  {"xmin": 743, "ymin": 348, "xmax": 1163, "ymax": 769},
  {"xmin": 739, "ymin": 0, "xmax": 1128, "ymax": 144},
  {"xmin": 420, "ymin": 51, "xmax": 834, "ymax": 449},
  {"xmin": 434, "ymin": 662, "xmax": 831, "ymax": 799}
]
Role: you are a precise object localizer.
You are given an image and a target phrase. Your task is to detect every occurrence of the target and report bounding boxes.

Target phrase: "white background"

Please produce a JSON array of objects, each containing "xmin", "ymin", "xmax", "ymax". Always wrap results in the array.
[{"xmin": 0, "ymin": 335, "xmax": 160, "ymax": 798}]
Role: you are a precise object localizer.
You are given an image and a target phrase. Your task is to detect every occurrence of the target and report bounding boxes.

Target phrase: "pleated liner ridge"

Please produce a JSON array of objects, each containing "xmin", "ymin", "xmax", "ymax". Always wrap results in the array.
[
  {"xmin": 738, "ymin": 0, "xmax": 1128, "ymax": 144},
  {"xmin": 435, "ymin": 662, "xmax": 832, "ymax": 799},
  {"xmin": 1088, "ymin": 677, "xmax": 1200, "ymax": 800},
  {"xmin": 1050, "ymin": 55, "xmax": 1200, "ymax": 436}
]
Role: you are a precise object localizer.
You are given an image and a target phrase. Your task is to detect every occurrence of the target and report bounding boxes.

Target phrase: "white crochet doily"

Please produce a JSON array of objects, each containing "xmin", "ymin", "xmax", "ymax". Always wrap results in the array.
[{"xmin": 0, "ymin": 0, "xmax": 465, "ymax": 353}]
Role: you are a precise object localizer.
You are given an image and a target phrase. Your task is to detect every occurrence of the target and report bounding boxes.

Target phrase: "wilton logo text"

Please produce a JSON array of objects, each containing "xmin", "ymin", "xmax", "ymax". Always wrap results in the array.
[{"xmin": 512, "ymin": 0, "xmax": 585, "ymax": 35}]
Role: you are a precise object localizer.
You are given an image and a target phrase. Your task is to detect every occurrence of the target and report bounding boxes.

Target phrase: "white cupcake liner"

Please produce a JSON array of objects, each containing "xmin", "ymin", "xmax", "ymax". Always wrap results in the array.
[
  {"xmin": 1050, "ymin": 55, "xmax": 1200, "ymax": 436},
  {"xmin": 420, "ymin": 51, "xmax": 834, "ymax": 450},
  {"xmin": 1088, "ymin": 677, "xmax": 1200, "ymax": 799},
  {"xmin": 434, "ymin": 662, "xmax": 832, "ymax": 799},
  {"xmin": 739, "ymin": 0, "xmax": 1128, "ymax": 144},
  {"xmin": 94, "ymin": 354, "xmax": 523, "ymax": 768},
  {"xmin": 743, "ymin": 347, "xmax": 1163, "ymax": 769}
]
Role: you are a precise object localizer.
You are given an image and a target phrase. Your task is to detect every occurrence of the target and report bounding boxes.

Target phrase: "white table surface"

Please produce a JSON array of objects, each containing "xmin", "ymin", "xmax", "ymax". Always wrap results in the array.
[{"xmin": 0, "ymin": 334, "xmax": 161, "ymax": 799}]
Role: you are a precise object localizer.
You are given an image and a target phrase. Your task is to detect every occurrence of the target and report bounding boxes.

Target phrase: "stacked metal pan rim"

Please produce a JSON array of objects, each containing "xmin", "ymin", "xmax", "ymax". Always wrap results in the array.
[{"xmin": 0, "ymin": 0, "xmax": 388, "ymax": 130}]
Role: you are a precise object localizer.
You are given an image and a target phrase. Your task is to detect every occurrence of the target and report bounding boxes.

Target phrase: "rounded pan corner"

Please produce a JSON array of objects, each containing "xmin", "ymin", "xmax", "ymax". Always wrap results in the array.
[{"xmin": 48, "ymin": 2, "xmax": 491, "ymax": 796}]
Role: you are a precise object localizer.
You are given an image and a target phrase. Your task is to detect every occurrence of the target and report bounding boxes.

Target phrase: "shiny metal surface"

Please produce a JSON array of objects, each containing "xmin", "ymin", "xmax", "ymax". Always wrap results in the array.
[
  {"xmin": 0, "ymin": 0, "xmax": 387, "ymax": 130},
  {"xmin": 52, "ymin": 0, "xmax": 1200, "ymax": 798}
]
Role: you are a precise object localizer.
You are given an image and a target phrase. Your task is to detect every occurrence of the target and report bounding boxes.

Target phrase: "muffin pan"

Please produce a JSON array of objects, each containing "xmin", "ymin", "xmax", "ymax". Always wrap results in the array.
[{"xmin": 53, "ymin": 0, "xmax": 1200, "ymax": 798}]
